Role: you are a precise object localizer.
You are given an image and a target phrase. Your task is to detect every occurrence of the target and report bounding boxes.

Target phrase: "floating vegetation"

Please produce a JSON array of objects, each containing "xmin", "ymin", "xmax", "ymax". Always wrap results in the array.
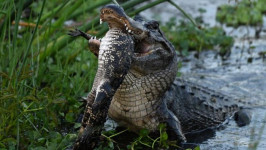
[
  {"xmin": 162, "ymin": 17, "xmax": 234, "ymax": 58},
  {"xmin": 216, "ymin": 0, "xmax": 265, "ymax": 27}
]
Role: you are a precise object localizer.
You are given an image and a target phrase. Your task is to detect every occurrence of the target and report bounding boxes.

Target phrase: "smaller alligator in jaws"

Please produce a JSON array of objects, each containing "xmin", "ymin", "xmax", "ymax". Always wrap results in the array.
[
  {"xmin": 69, "ymin": 4, "xmax": 251, "ymax": 149},
  {"xmin": 69, "ymin": 5, "xmax": 140, "ymax": 150}
]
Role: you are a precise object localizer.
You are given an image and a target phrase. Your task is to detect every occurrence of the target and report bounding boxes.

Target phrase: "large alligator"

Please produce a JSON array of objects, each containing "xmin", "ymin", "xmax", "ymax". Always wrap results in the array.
[{"xmin": 69, "ymin": 4, "xmax": 251, "ymax": 149}]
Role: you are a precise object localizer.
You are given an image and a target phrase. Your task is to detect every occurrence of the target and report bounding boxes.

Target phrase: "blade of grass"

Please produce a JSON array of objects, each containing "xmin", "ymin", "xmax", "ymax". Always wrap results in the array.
[
  {"xmin": 69, "ymin": 0, "xmax": 111, "ymax": 19},
  {"xmin": 32, "ymin": 0, "xmax": 84, "ymax": 46},
  {"xmin": 16, "ymin": 0, "xmax": 46, "ymax": 85},
  {"xmin": 9, "ymin": 0, "xmax": 24, "ymax": 84},
  {"xmin": 12, "ymin": 0, "xmax": 25, "ymax": 149},
  {"xmin": 167, "ymin": 0, "xmax": 198, "ymax": 27},
  {"xmin": 121, "ymin": 0, "xmax": 148, "ymax": 10},
  {"xmin": 112, "ymin": 0, "xmax": 119, "ymax": 5},
  {"xmin": 0, "ymin": 0, "xmax": 34, "ymax": 32},
  {"xmin": 129, "ymin": 0, "xmax": 168, "ymax": 16},
  {"xmin": 39, "ymin": 0, "xmax": 71, "ymax": 24}
]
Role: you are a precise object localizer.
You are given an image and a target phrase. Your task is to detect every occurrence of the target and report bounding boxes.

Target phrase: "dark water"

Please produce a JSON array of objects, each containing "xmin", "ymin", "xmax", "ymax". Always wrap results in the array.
[{"xmin": 179, "ymin": 42, "xmax": 266, "ymax": 150}]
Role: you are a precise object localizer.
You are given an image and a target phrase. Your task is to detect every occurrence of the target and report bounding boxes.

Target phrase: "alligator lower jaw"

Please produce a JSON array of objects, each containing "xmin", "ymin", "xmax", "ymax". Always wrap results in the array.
[{"xmin": 134, "ymin": 41, "xmax": 163, "ymax": 57}]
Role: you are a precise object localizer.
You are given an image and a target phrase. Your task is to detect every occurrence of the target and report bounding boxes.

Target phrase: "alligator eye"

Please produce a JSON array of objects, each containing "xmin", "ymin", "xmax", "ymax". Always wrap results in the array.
[
  {"xmin": 152, "ymin": 21, "xmax": 159, "ymax": 29},
  {"xmin": 135, "ymin": 29, "xmax": 142, "ymax": 35},
  {"xmin": 146, "ymin": 20, "xmax": 159, "ymax": 30}
]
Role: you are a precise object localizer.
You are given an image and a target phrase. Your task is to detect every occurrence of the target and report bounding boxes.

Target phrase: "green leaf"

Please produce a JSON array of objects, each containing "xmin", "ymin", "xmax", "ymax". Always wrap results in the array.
[
  {"xmin": 161, "ymin": 132, "xmax": 168, "ymax": 141},
  {"xmin": 194, "ymin": 146, "xmax": 200, "ymax": 150},
  {"xmin": 158, "ymin": 123, "xmax": 166, "ymax": 130},
  {"xmin": 74, "ymin": 123, "xmax": 81, "ymax": 129},
  {"xmin": 108, "ymin": 141, "xmax": 114, "ymax": 149},
  {"xmin": 139, "ymin": 129, "xmax": 149, "ymax": 137},
  {"xmin": 65, "ymin": 112, "xmax": 75, "ymax": 123}
]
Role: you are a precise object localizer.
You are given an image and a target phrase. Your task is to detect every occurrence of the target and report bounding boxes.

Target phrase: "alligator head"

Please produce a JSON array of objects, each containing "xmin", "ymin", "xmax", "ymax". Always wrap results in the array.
[{"xmin": 101, "ymin": 4, "xmax": 176, "ymax": 69}]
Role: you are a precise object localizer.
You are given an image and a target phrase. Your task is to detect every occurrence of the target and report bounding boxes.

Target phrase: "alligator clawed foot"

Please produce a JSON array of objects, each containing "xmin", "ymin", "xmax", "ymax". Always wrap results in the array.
[
  {"xmin": 73, "ymin": 124, "xmax": 102, "ymax": 150},
  {"xmin": 68, "ymin": 28, "xmax": 92, "ymax": 40},
  {"xmin": 78, "ymin": 97, "xmax": 88, "ymax": 109},
  {"xmin": 68, "ymin": 28, "xmax": 82, "ymax": 37}
]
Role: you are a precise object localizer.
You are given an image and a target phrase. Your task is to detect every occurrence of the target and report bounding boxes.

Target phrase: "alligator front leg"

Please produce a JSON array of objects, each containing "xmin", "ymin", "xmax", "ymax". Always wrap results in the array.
[
  {"xmin": 158, "ymin": 101, "xmax": 186, "ymax": 143},
  {"xmin": 68, "ymin": 29, "xmax": 100, "ymax": 57},
  {"xmin": 166, "ymin": 110, "xmax": 186, "ymax": 142}
]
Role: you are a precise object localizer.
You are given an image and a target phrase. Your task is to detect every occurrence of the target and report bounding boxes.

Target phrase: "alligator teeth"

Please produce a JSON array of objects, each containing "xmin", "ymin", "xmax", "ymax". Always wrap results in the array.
[
  {"xmin": 100, "ymin": 19, "xmax": 103, "ymax": 24},
  {"xmin": 128, "ymin": 30, "xmax": 131, "ymax": 33},
  {"xmin": 126, "ymin": 27, "xmax": 128, "ymax": 30},
  {"xmin": 124, "ymin": 24, "xmax": 127, "ymax": 26}
]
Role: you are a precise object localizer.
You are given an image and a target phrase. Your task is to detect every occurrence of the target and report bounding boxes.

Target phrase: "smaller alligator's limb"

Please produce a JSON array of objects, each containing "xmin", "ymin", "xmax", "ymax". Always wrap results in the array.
[
  {"xmin": 88, "ymin": 38, "xmax": 100, "ymax": 57},
  {"xmin": 73, "ymin": 99, "xmax": 110, "ymax": 150},
  {"xmin": 68, "ymin": 29, "xmax": 100, "ymax": 57},
  {"xmin": 79, "ymin": 90, "xmax": 96, "ymax": 132},
  {"xmin": 74, "ymin": 84, "xmax": 113, "ymax": 149},
  {"xmin": 92, "ymin": 80, "xmax": 115, "ymax": 112}
]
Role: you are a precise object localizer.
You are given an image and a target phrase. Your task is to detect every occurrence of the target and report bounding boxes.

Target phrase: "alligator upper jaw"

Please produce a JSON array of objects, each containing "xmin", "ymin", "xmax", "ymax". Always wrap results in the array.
[{"xmin": 100, "ymin": 4, "xmax": 147, "ymax": 39}]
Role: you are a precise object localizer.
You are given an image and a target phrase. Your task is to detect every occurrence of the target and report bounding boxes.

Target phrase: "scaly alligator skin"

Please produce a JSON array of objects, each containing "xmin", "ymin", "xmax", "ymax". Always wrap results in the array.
[
  {"xmin": 70, "ymin": 4, "xmax": 251, "ymax": 148},
  {"xmin": 69, "ymin": 5, "xmax": 135, "ymax": 149}
]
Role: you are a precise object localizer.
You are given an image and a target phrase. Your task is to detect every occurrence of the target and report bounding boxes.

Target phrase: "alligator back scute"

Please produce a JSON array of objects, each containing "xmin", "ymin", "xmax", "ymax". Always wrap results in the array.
[{"xmin": 166, "ymin": 78, "xmax": 248, "ymax": 134}]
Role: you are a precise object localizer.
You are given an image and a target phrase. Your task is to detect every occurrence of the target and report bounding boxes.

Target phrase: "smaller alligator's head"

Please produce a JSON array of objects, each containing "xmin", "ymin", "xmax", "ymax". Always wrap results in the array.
[{"xmin": 100, "ymin": 4, "xmax": 148, "ymax": 40}]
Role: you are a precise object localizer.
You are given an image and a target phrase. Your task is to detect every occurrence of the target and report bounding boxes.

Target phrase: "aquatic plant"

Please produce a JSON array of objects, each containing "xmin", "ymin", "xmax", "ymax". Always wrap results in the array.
[
  {"xmin": 216, "ymin": 0, "xmax": 264, "ymax": 27},
  {"xmin": 161, "ymin": 17, "xmax": 234, "ymax": 58},
  {"xmin": 95, "ymin": 124, "xmax": 201, "ymax": 150}
]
